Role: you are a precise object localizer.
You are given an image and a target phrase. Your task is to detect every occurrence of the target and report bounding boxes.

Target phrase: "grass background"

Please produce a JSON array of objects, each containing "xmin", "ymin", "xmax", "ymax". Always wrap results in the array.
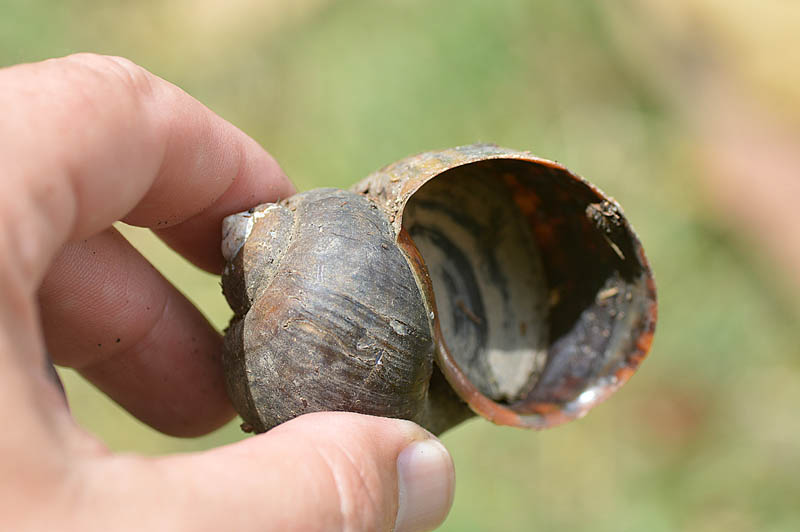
[{"xmin": 3, "ymin": 1, "xmax": 800, "ymax": 530}]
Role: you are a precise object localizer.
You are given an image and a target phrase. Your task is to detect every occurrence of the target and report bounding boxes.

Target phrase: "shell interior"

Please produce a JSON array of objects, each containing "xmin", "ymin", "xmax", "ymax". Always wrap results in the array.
[
  {"xmin": 403, "ymin": 169, "xmax": 549, "ymax": 403},
  {"xmin": 401, "ymin": 158, "xmax": 654, "ymax": 419}
]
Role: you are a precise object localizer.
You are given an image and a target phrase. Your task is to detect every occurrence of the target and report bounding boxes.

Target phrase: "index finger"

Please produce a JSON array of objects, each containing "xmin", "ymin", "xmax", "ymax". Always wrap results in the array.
[{"xmin": 0, "ymin": 53, "xmax": 294, "ymax": 288}]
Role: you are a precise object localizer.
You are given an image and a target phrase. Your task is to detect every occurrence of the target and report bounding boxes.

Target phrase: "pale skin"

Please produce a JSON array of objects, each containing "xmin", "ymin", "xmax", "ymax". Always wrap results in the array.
[{"xmin": 0, "ymin": 54, "xmax": 454, "ymax": 531}]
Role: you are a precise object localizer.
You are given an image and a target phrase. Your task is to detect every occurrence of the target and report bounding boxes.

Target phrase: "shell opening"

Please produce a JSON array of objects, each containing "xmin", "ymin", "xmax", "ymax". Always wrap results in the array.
[
  {"xmin": 401, "ymin": 158, "xmax": 655, "ymax": 422},
  {"xmin": 403, "ymin": 167, "xmax": 549, "ymax": 403}
]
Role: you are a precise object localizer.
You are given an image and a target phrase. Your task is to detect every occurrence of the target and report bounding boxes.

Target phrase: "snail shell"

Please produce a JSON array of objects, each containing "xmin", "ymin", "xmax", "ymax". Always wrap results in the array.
[{"xmin": 221, "ymin": 144, "xmax": 657, "ymax": 435}]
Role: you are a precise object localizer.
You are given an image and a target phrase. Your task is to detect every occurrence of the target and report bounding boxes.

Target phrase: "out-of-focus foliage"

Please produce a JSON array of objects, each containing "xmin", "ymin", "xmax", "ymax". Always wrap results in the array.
[{"xmin": 4, "ymin": 0, "xmax": 800, "ymax": 530}]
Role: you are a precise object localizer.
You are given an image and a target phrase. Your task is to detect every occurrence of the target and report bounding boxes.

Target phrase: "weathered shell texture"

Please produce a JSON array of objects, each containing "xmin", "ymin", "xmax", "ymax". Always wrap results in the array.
[
  {"xmin": 222, "ymin": 189, "xmax": 473, "ymax": 434},
  {"xmin": 222, "ymin": 144, "xmax": 657, "ymax": 435}
]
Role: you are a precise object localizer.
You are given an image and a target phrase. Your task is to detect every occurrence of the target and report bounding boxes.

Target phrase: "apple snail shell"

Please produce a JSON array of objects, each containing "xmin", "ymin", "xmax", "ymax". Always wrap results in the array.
[{"xmin": 221, "ymin": 144, "xmax": 657, "ymax": 435}]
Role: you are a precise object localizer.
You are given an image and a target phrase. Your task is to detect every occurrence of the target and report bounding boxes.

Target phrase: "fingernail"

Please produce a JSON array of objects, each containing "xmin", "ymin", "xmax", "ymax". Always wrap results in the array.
[{"xmin": 394, "ymin": 438, "xmax": 455, "ymax": 532}]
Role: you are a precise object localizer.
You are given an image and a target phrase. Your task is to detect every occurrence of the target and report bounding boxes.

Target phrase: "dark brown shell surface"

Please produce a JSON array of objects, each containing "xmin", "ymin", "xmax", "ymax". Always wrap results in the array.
[
  {"xmin": 222, "ymin": 144, "xmax": 657, "ymax": 434},
  {"xmin": 221, "ymin": 188, "xmax": 472, "ymax": 434}
]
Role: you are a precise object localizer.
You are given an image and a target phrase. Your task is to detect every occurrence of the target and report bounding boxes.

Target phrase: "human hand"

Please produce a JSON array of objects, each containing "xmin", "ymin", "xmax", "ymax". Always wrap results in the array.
[{"xmin": 0, "ymin": 54, "xmax": 454, "ymax": 532}]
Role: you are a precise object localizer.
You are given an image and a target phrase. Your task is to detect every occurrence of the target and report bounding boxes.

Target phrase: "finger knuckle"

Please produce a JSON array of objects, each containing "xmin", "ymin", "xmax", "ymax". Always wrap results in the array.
[{"xmin": 62, "ymin": 53, "xmax": 156, "ymax": 100}]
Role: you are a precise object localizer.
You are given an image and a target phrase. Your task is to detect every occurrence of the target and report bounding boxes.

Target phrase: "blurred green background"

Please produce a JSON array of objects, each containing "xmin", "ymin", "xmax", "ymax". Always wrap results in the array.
[{"xmin": 4, "ymin": 1, "xmax": 800, "ymax": 530}]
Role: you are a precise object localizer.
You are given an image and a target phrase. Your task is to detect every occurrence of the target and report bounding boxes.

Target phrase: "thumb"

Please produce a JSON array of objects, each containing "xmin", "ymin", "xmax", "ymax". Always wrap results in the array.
[{"xmin": 80, "ymin": 413, "xmax": 455, "ymax": 532}]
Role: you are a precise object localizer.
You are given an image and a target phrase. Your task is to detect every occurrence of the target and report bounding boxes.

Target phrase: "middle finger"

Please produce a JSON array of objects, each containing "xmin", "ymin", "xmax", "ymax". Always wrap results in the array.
[{"xmin": 38, "ymin": 227, "xmax": 234, "ymax": 437}]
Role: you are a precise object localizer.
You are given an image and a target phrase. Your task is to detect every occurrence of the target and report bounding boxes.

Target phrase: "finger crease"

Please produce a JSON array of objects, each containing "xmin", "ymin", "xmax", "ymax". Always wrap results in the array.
[
  {"xmin": 309, "ymin": 444, "xmax": 348, "ymax": 532},
  {"xmin": 337, "ymin": 441, "xmax": 381, "ymax": 528}
]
